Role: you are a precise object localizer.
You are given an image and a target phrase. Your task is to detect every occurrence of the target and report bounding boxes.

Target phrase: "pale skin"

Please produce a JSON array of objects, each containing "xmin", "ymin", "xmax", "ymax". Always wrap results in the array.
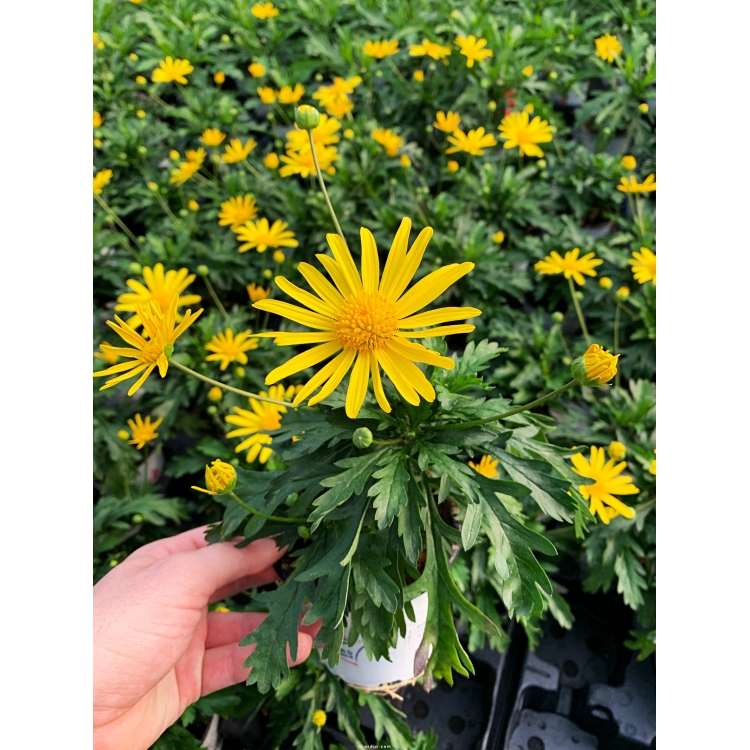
[{"xmin": 94, "ymin": 527, "xmax": 319, "ymax": 750}]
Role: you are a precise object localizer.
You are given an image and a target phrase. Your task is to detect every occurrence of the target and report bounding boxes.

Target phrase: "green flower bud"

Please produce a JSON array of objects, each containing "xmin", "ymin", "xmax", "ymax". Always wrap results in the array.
[
  {"xmin": 132, "ymin": 514, "xmax": 144, "ymax": 523},
  {"xmin": 352, "ymin": 427, "xmax": 373, "ymax": 449},
  {"xmin": 562, "ymin": 356, "xmax": 572, "ymax": 366},
  {"xmin": 207, "ymin": 405, "xmax": 218, "ymax": 416},
  {"xmin": 230, "ymin": 107, "xmax": 239, "ymax": 116},
  {"xmin": 197, "ymin": 264, "xmax": 210, "ymax": 276},
  {"xmin": 164, "ymin": 343, "xmax": 174, "ymax": 359},
  {"xmin": 178, "ymin": 208, "xmax": 189, "ymax": 217},
  {"xmin": 137, "ymin": 145, "xmax": 147, "ymax": 155},
  {"xmin": 129, "ymin": 262, "xmax": 142, "ymax": 274},
  {"xmin": 551, "ymin": 311, "xmax": 564, "ymax": 323},
  {"xmin": 537, "ymin": 159, "xmax": 547, "ymax": 168},
  {"xmin": 571, "ymin": 344, "xmax": 619, "ymax": 386},
  {"xmin": 298, "ymin": 525, "xmax": 311, "ymax": 539},
  {"xmin": 295, "ymin": 105, "xmax": 321, "ymax": 130}
]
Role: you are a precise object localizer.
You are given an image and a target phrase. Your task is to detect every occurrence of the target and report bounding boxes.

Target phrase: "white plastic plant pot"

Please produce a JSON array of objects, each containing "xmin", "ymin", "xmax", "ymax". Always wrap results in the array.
[
  {"xmin": 136, "ymin": 444, "xmax": 164, "ymax": 485},
  {"xmin": 324, "ymin": 592, "xmax": 429, "ymax": 688}
]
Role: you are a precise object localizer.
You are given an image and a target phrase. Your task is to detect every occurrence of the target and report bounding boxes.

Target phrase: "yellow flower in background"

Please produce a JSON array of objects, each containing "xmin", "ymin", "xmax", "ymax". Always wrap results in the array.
[
  {"xmin": 522, "ymin": 65, "xmax": 534, "ymax": 76},
  {"xmin": 236, "ymin": 218, "xmax": 299, "ymax": 253},
  {"xmin": 257, "ymin": 86, "xmax": 277, "ymax": 104},
  {"xmin": 498, "ymin": 111, "xmax": 553, "ymax": 157},
  {"xmin": 286, "ymin": 114, "xmax": 341, "ymax": 153},
  {"xmin": 343, "ymin": 128, "xmax": 354, "ymax": 139},
  {"xmin": 188, "ymin": 199, "xmax": 199, "ymax": 211},
  {"xmin": 247, "ymin": 282, "xmax": 271, "ymax": 301},
  {"xmin": 248, "ymin": 62, "xmax": 266, "ymax": 77},
  {"xmin": 372, "ymin": 128, "xmax": 403, "ymax": 157},
  {"xmin": 214, "ymin": 71, "xmax": 226, "ymax": 84},
  {"xmin": 136, "ymin": 109, "xmax": 146, "ymax": 119},
  {"xmin": 446, "ymin": 127, "xmax": 497, "ymax": 156},
  {"xmin": 311, "ymin": 710, "xmax": 327, "ymax": 728},
  {"xmin": 251, "ymin": 2, "xmax": 279, "ymax": 19},
  {"xmin": 534, "ymin": 248, "xmax": 602, "ymax": 285},
  {"xmin": 599, "ymin": 277, "xmax": 613, "ymax": 289},
  {"xmin": 433, "ymin": 111, "xmax": 461, "ymax": 133},
  {"xmin": 222, "ymin": 138, "xmax": 257, "ymax": 163},
  {"xmin": 94, "ymin": 296, "xmax": 203, "ymax": 396},
  {"xmin": 278, "ymin": 83, "xmax": 305, "ymax": 104},
  {"xmin": 608, "ymin": 441, "xmax": 627, "ymax": 462},
  {"xmin": 208, "ymin": 386, "xmax": 223, "ymax": 402},
  {"xmin": 94, "ymin": 342, "xmax": 119, "ymax": 366},
  {"xmin": 170, "ymin": 160, "xmax": 201, "ymax": 185},
  {"xmin": 649, "ymin": 450, "xmax": 656, "ymax": 476},
  {"xmin": 218, "ymin": 195, "xmax": 258, "ymax": 229},
  {"xmin": 127, "ymin": 414, "xmax": 163, "ymax": 450},
  {"xmin": 492, "ymin": 231, "xmax": 505, "ymax": 244},
  {"xmin": 454, "ymin": 35, "xmax": 493, "ymax": 67},
  {"xmin": 400, "ymin": 154, "xmax": 412, "ymax": 167},
  {"xmin": 447, "ymin": 160, "xmax": 459, "ymax": 172},
  {"xmin": 638, "ymin": 103, "xmax": 649, "ymax": 113},
  {"xmin": 169, "ymin": 149, "xmax": 180, "ymax": 160},
  {"xmin": 205, "ymin": 329, "xmax": 259, "ymax": 370},
  {"xmin": 94, "ymin": 111, "xmax": 103, "ymax": 128},
  {"xmin": 225, "ymin": 384, "xmax": 302, "ymax": 463},
  {"xmin": 617, "ymin": 174, "xmax": 656, "ymax": 193},
  {"xmin": 571, "ymin": 446, "xmax": 639, "ymax": 524},
  {"xmin": 192, "ymin": 460, "xmax": 237, "ymax": 495},
  {"xmin": 409, "ymin": 39, "xmax": 451, "ymax": 60},
  {"xmin": 152, "ymin": 57, "xmax": 193, "ymax": 84},
  {"xmin": 93, "ymin": 169, "xmax": 113, "ymax": 194},
  {"xmin": 615, "ymin": 286, "xmax": 630, "ymax": 301},
  {"xmin": 200, "ymin": 128, "xmax": 227, "ymax": 147},
  {"xmin": 116, "ymin": 263, "xmax": 202, "ymax": 329},
  {"xmin": 629, "ymin": 247, "xmax": 656, "ymax": 286},
  {"xmin": 573, "ymin": 343, "xmax": 620, "ymax": 385},
  {"xmin": 264, "ymin": 152, "xmax": 280, "ymax": 168},
  {"xmin": 253, "ymin": 217, "xmax": 479, "ymax": 418},
  {"xmin": 469, "ymin": 455, "xmax": 499, "ymax": 479},
  {"xmin": 413, "ymin": 70, "xmax": 424, "ymax": 81},
  {"xmin": 136, "ymin": 75, "xmax": 147, "ymax": 85},
  {"xmin": 621, "ymin": 155, "xmax": 636, "ymax": 170},
  {"xmin": 94, "ymin": 138, "xmax": 103, "ymax": 148},
  {"xmin": 523, "ymin": 103, "xmax": 535, "ymax": 114},
  {"xmin": 279, "ymin": 145, "xmax": 339, "ymax": 177},
  {"xmin": 363, "ymin": 39, "xmax": 400, "ymax": 58},
  {"xmin": 273, "ymin": 250, "xmax": 285, "ymax": 263},
  {"xmin": 595, "ymin": 33, "xmax": 623, "ymax": 63},
  {"xmin": 312, "ymin": 77, "xmax": 361, "ymax": 114},
  {"xmin": 324, "ymin": 96, "xmax": 354, "ymax": 118},
  {"xmin": 129, "ymin": 53, "xmax": 138, "ymax": 61},
  {"xmin": 93, "ymin": 32, "xmax": 105, "ymax": 49}
]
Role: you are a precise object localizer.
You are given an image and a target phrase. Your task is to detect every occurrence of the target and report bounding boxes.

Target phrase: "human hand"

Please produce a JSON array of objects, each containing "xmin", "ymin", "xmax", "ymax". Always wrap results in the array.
[{"xmin": 93, "ymin": 526, "xmax": 317, "ymax": 750}]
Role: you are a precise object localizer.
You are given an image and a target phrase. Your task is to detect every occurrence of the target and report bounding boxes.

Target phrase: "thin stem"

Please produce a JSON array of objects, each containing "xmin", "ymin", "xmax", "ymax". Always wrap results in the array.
[
  {"xmin": 155, "ymin": 194, "xmax": 186, "ymax": 231},
  {"xmin": 614, "ymin": 302, "xmax": 621, "ymax": 387},
  {"xmin": 433, "ymin": 380, "xmax": 577, "ymax": 431},
  {"xmin": 273, "ymin": 102, "xmax": 293, "ymax": 126},
  {"xmin": 372, "ymin": 438, "xmax": 402, "ymax": 445},
  {"xmin": 170, "ymin": 360, "xmax": 292, "ymax": 407},
  {"xmin": 228, "ymin": 491, "xmax": 306, "ymax": 524},
  {"xmin": 203, "ymin": 275, "xmax": 230, "ymax": 321},
  {"xmin": 635, "ymin": 195, "xmax": 646, "ymax": 236},
  {"xmin": 386, "ymin": 58, "xmax": 409, "ymax": 85},
  {"xmin": 557, "ymin": 324, "xmax": 572, "ymax": 359},
  {"xmin": 307, "ymin": 129, "xmax": 348, "ymax": 250},
  {"xmin": 93, "ymin": 194, "xmax": 143, "ymax": 252},
  {"xmin": 458, "ymin": 155, "xmax": 473, "ymax": 203},
  {"xmin": 568, "ymin": 277, "xmax": 591, "ymax": 346}
]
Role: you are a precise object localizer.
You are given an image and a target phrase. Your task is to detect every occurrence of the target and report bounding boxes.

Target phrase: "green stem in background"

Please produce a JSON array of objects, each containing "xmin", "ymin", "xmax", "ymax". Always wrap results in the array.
[
  {"xmin": 458, "ymin": 155, "xmax": 473, "ymax": 203},
  {"xmin": 141, "ymin": 443, "xmax": 150, "ymax": 492},
  {"xmin": 568, "ymin": 277, "xmax": 591, "ymax": 346},
  {"xmin": 155, "ymin": 193, "xmax": 186, "ymax": 231},
  {"xmin": 203, "ymin": 274, "xmax": 231, "ymax": 322},
  {"xmin": 93, "ymin": 194, "xmax": 143, "ymax": 253},
  {"xmin": 243, "ymin": 159, "xmax": 286, "ymax": 202},
  {"xmin": 635, "ymin": 195, "xmax": 646, "ymax": 236},
  {"xmin": 307, "ymin": 129, "xmax": 349, "ymax": 250},
  {"xmin": 386, "ymin": 58, "xmax": 409, "ymax": 86},
  {"xmin": 556, "ymin": 323, "xmax": 572, "ymax": 359},
  {"xmin": 372, "ymin": 438, "xmax": 402, "ymax": 445},
  {"xmin": 228, "ymin": 491, "xmax": 306, "ymax": 524},
  {"xmin": 169, "ymin": 360, "xmax": 292, "ymax": 407},
  {"xmin": 434, "ymin": 380, "xmax": 578, "ymax": 431},
  {"xmin": 614, "ymin": 302, "xmax": 621, "ymax": 387},
  {"xmin": 436, "ymin": 144, "xmax": 447, "ymax": 195},
  {"xmin": 273, "ymin": 102, "xmax": 293, "ymax": 126},
  {"xmin": 405, "ymin": 169, "xmax": 429, "ymax": 226}
]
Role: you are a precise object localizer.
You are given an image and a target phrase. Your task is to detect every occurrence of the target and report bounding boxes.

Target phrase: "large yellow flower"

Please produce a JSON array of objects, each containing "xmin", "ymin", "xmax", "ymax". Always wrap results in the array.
[
  {"xmin": 534, "ymin": 248, "xmax": 602, "ymax": 285},
  {"xmin": 251, "ymin": 2, "xmax": 279, "ymax": 19},
  {"xmin": 617, "ymin": 174, "xmax": 656, "ymax": 193},
  {"xmin": 286, "ymin": 114, "xmax": 341, "ymax": 153},
  {"xmin": 469, "ymin": 455, "xmax": 499, "ymax": 479},
  {"xmin": 94, "ymin": 296, "xmax": 203, "ymax": 396},
  {"xmin": 372, "ymin": 128, "xmax": 403, "ymax": 157},
  {"xmin": 409, "ymin": 39, "xmax": 451, "ymax": 60},
  {"xmin": 433, "ymin": 111, "xmax": 461, "ymax": 133},
  {"xmin": 498, "ymin": 111, "xmax": 553, "ymax": 158},
  {"xmin": 279, "ymin": 145, "xmax": 339, "ymax": 178},
  {"xmin": 363, "ymin": 40, "xmax": 400, "ymax": 58},
  {"xmin": 278, "ymin": 84, "xmax": 305, "ymax": 104},
  {"xmin": 225, "ymin": 384, "xmax": 302, "ymax": 463},
  {"xmin": 127, "ymin": 414, "xmax": 163, "ymax": 450},
  {"xmin": 200, "ymin": 128, "xmax": 226, "ymax": 147},
  {"xmin": 236, "ymin": 218, "xmax": 299, "ymax": 253},
  {"xmin": 570, "ymin": 446, "xmax": 639, "ymax": 524},
  {"xmin": 454, "ymin": 35, "xmax": 493, "ymax": 67},
  {"xmin": 222, "ymin": 138, "xmax": 257, "ymax": 163},
  {"xmin": 445, "ymin": 127, "xmax": 497, "ymax": 156},
  {"xmin": 93, "ymin": 169, "xmax": 113, "ymax": 194},
  {"xmin": 595, "ymin": 34, "xmax": 623, "ymax": 63},
  {"xmin": 629, "ymin": 247, "xmax": 656, "ymax": 286},
  {"xmin": 253, "ymin": 218, "xmax": 480, "ymax": 418},
  {"xmin": 152, "ymin": 57, "xmax": 193, "ymax": 84},
  {"xmin": 116, "ymin": 263, "xmax": 202, "ymax": 329},
  {"xmin": 218, "ymin": 195, "xmax": 258, "ymax": 229},
  {"xmin": 205, "ymin": 329, "xmax": 259, "ymax": 370}
]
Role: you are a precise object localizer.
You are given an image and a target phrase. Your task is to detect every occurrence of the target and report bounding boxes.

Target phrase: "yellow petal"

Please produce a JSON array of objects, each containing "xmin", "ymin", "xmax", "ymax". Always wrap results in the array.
[
  {"xmin": 254, "ymin": 299, "xmax": 335, "ymax": 330},
  {"xmin": 292, "ymin": 352, "xmax": 348, "ymax": 405},
  {"xmin": 387, "ymin": 227, "xmax": 433, "ymax": 302},
  {"xmin": 308, "ymin": 348, "xmax": 356, "ymax": 406},
  {"xmin": 270, "ymin": 332, "xmax": 338, "ymax": 346},
  {"xmin": 127, "ymin": 364, "xmax": 156, "ymax": 396},
  {"xmin": 266, "ymin": 341, "xmax": 342, "ymax": 383},
  {"xmin": 379, "ymin": 218, "xmax": 412, "ymax": 299},
  {"xmin": 326, "ymin": 233, "xmax": 363, "ymax": 293},
  {"xmin": 397, "ymin": 324, "xmax": 475, "ymax": 338},
  {"xmin": 369, "ymin": 351, "xmax": 391, "ymax": 412},
  {"xmin": 360, "ymin": 228, "xmax": 380, "ymax": 293},
  {"xmin": 395, "ymin": 263, "xmax": 474, "ymax": 318},
  {"xmin": 297, "ymin": 262, "xmax": 345, "ymax": 309},
  {"xmin": 274, "ymin": 276, "xmax": 337, "ymax": 318},
  {"xmin": 316, "ymin": 254, "xmax": 356, "ymax": 298},
  {"xmin": 383, "ymin": 345, "xmax": 435, "ymax": 401},
  {"xmin": 387, "ymin": 338, "xmax": 455, "ymax": 369},
  {"xmin": 345, "ymin": 352, "xmax": 370, "ymax": 418},
  {"xmin": 399, "ymin": 307, "xmax": 481, "ymax": 328},
  {"xmin": 376, "ymin": 347, "xmax": 420, "ymax": 405}
]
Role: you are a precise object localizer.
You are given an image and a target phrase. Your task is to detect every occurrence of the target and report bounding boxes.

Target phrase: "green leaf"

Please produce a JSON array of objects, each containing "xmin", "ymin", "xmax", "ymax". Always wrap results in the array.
[
  {"xmin": 418, "ymin": 442, "xmax": 480, "ymax": 503},
  {"xmin": 351, "ymin": 538, "xmax": 401, "ymax": 613},
  {"xmin": 614, "ymin": 537, "xmax": 648, "ymax": 609},
  {"xmin": 369, "ymin": 451, "xmax": 409, "ymax": 529},
  {"xmin": 461, "ymin": 502, "xmax": 484, "ymax": 550},
  {"xmin": 360, "ymin": 693, "xmax": 415, "ymax": 750},
  {"xmin": 398, "ymin": 477, "xmax": 425, "ymax": 566},
  {"xmin": 624, "ymin": 629, "xmax": 656, "ymax": 661}
]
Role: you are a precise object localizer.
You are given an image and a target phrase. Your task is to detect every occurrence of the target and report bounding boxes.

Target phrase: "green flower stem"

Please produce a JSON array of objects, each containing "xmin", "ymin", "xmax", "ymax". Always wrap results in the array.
[
  {"xmin": 433, "ymin": 379, "xmax": 577, "ymax": 431},
  {"xmin": 93, "ymin": 194, "xmax": 143, "ymax": 252},
  {"xmin": 155, "ymin": 193, "xmax": 186, "ymax": 231},
  {"xmin": 242, "ymin": 159, "xmax": 286, "ymax": 203},
  {"xmin": 372, "ymin": 438, "xmax": 402, "ymax": 445},
  {"xmin": 635, "ymin": 195, "xmax": 646, "ymax": 236},
  {"xmin": 273, "ymin": 102, "xmax": 293, "ymax": 126},
  {"xmin": 556, "ymin": 323, "xmax": 572, "ymax": 359},
  {"xmin": 203, "ymin": 275, "xmax": 230, "ymax": 322},
  {"xmin": 568, "ymin": 277, "xmax": 591, "ymax": 346},
  {"xmin": 307, "ymin": 129, "xmax": 349, "ymax": 250},
  {"xmin": 228, "ymin": 491, "xmax": 306, "ymax": 524},
  {"xmin": 386, "ymin": 57, "xmax": 409, "ymax": 86},
  {"xmin": 614, "ymin": 302, "xmax": 621, "ymax": 387},
  {"xmin": 169, "ymin": 360, "xmax": 292, "ymax": 407}
]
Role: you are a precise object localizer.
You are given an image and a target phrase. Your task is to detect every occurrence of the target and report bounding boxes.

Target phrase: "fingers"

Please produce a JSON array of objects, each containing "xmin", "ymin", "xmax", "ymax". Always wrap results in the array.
[
  {"xmin": 299, "ymin": 615, "xmax": 323, "ymax": 641},
  {"xmin": 210, "ymin": 565, "xmax": 279, "ymax": 604},
  {"xmin": 127, "ymin": 525, "xmax": 213, "ymax": 563},
  {"xmin": 201, "ymin": 632, "xmax": 313, "ymax": 697},
  {"xmin": 206, "ymin": 612, "xmax": 268, "ymax": 649}
]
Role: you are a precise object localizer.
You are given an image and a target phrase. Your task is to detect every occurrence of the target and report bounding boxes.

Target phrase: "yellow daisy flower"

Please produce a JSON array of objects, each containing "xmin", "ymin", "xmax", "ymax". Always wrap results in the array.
[
  {"xmin": 324, "ymin": 96, "xmax": 354, "ymax": 118},
  {"xmin": 409, "ymin": 39, "xmax": 451, "ymax": 60},
  {"xmin": 247, "ymin": 283, "xmax": 271, "ymax": 301},
  {"xmin": 235, "ymin": 218, "xmax": 299, "ymax": 253},
  {"xmin": 617, "ymin": 174, "xmax": 656, "ymax": 193},
  {"xmin": 363, "ymin": 40, "xmax": 400, "ymax": 59},
  {"xmin": 93, "ymin": 296, "xmax": 203, "ymax": 396},
  {"xmin": 214, "ymin": 71, "xmax": 225, "ymax": 84},
  {"xmin": 185, "ymin": 147, "xmax": 206, "ymax": 165},
  {"xmin": 414, "ymin": 70, "xmax": 424, "ymax": 81},
  {"xmin": 372, "ymin": 128, "xmax": 403, "ymax": 157},
  {"xmin": 498, "ymin": 111, "xmax": 553, "ymax": 158},
  {"xmin": 454, "ymin": 35, "xmax": 493, "ymax": 68},
  {"xmin": 570, "ymin": 446, "xmax": 639, "ymax": 524},
  {"xmin": 93, "ymin": 32, "xmax": 105, "ymax": 49},
  {"xmin": 447, "ymin": 160, "xmax": 459, "ymax": 172},
  {"xmin": 445, "ymin": 127, "xmax": 497, "ymax": 156},
  {"xmin": 200, "ymin": 128, "xmax": 227, "ymax": 147},
  {"xmin": 218, "ymin": 195, "xmax": 258, "ymax": 229},
  {"xmin": 286, "ymin": 114, "xmax": 341, "ymax": 153},
  {"xmin": 222, "ymin": 138, "xmax": 257, "ymax": 163},
  {"xmin": 264, "ymin": 153, "xmax": 280, "ymax": 168},
  {"xmin": 252, "ymin": 217, "xmax": 480, "ymax": 419},
  {"xmin": 127, "ymin": 414, "xmax": 163, "ymax": 450},
  {"xmin": 433, "ymin": 111, "xmax": 461, "ymax": 133},
  {"xmin": 152, "ymin": 57, "xmax": 193, "ymax": 84},
  {"xmin": 169, "ymin": 160, "xmax": 201, "ymax": 186},
  {"xmin": 534, "ymin": 248, "xmax": 602, "ymax": 285},
  {"xmin": 225, "ymin": 384, "xmax": 302, "ymax": 463},
  {"xmin": 522, "ymin": 65, "xmax": 534, "ymax": 76},
  {"xmin": 608, "ymin": 441, "xmax": 627, "ymax": 462},
  {"xmin": 248, "ymin": 62, "xmax": 266, "ymax": 77},
  {"xmin": 400, "ymin": 154, "xmax": 412, "ymax": 168},
  {"xmin": 257, "ymin": 86, "xmax": 277, "ymax": 104},
  {"xmin": 205, "ymin": 329, "xmax": 259, "ymax": 370},
  {"xmin": 136, "ymin": 75, "xmax": 147, "ymax": 85},
  {"xmin": 574, "ymin": 344, "xmax": 620, "ymax": 385},
  {"xmin": 251, "ymin": 2, "xmax": 279, "ymax": 19},
  {"xmin": 94, "ymin": 342, "xmax": 119, "ymax": 366},
  {"xmin": 621, "ymin": 155, "xmax": 636, "ymax": 170},
  {"xmin": 629, "ymin": 247, "xmax": 656, "ymax": 286},
  {"xmin": 94, "ymin": 111, "xmax": 103, "ymax": 128},
  {"xmin": 492, "ymin": 231, "xmax": 505, "ymax": 244},
  {"xmin": 311, "ymin": 710, "xmax": 327, "ymax": 728},
  {"xmin": 278, "ymin": 83, "xmax": 305, "ymax": 104},
  {"xmin": 208, "ymin": 386, "xmax": 223, "ymax": 402},
  {"xmin": 469, "ymin": 455, "xmax": 499, "ymax": 479},
  {"xmin": 93, "ymin": 169, "xmax": 113, "ymax": 194},
  {"xmin": 279, "ymin": 145, "xmax": 339, "ymax": 178},
  {"xmin": 599, "ymin": 277, "xmax": 613, "ymax": 289},
  {"xmin": 188, "ymin": 199, "xmax": 199, "ymax": 211},
  {"xmin": 192, "ymin": 460, "xmax": 237, "ymax": 495},
  {"xmin": 595, "ymin": 34, "xmax": 623, "ymax": 63}
]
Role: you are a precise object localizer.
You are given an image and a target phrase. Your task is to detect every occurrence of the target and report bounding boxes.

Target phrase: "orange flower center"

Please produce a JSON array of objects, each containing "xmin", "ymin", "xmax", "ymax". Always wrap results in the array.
[
  {"xmin": 259, "ymin": 411, "xmax": 282, "ymax": 431},
  {"xmin": 335, "ymin": 291, "xmax": 398, "ymax": 352},
  {"xmin": 141, "ymin": 338, "xmax": 165, "ymax": 363}
]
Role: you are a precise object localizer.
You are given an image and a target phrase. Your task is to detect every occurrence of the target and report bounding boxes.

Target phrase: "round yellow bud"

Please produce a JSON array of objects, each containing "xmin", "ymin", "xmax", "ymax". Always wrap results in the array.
[
  {"xmin": 94, "ymin": 138, "xmax": 102, "ymax": 148},
  {"xmin": 522, "ymin": 65, "xmax": 534, "ymax": 76},
  {"xmin": 524, "ymin": 103, "xmax": 535, "ymax": 114},
  {"xmin": 273, "ymin": 250, "xmax": 285, "ymax": 263},
  {"xmin": 264, "ymin": 152, "xmax": 280, "ymax": 169},
  {"xmin": 414, "ymin": 70, "xmax": 424, "ymax": 82},
  {"xmin": 492, "ymin": 231, "xmax": 505, "ymax": 244},
  {"xmin": 608, "ymin": 441, "xmax": 627, "ymax": 462},
  {"xmin": 599, "ymin": 277, "xmax": 613, "ymax": 290},
  {"xmin": 136, "ymin": 75, "xmax": 147, "ymax": 85},
  {"xmin": 488, "ymin": 100, "xmax": 497, "ymax": 111},
  {"xmin": 295, "ymin": 105, "xmax": 321, "ymax": 130},
  {"xmin": 343, "ymin": 128, "xmax": 354, "ymax": 139},
  {"xmin": 549, "ymin": 71, "xmax": 558, "ymax": 80},
  {"xmin": 214, "ymin": 71, "xmax": 226, "ymax": 84},
  {"xmin": 621, "ymin": 155, "xmax": 636, "ymax": 170},
  {"xmin": 129, "ymin": 53, "xmax": 138, "ymax": 61},
  {"xmin": 192, "ymin": 460, "xmax": 237, "ymax": 496},
  {"xmin": 147, "ymin": 181, "xmax": 159, "ymax": 192},
  {"xmin": 169, "ymin": 149, "xmax": 180, "ymax": 160},
  {"xmin": 208, "ymin": 386, "xmax": 223, "ymax": 402},
  {"xmin": 447, "ymin": 160, "xmax": 459, "ymax": 173},
  {"xmin": 248, "ymin": 62, "xmax": 266, "ymax": 77},
  {"xmin": 221, "ymin": 34, "xmax": 230, "ymax": 42},
  {"xmin": 615, "ymin": 286, "xmax": 630, "ymax": 301},
  {"xmin": 197, "ymin": 265, "xmax": 210, "ymax": 276},
  {"xmin": 638, "ymin": 103, "xmax": 649, "ymax": 113},
  {"xmin": 188, "ymin": 199, "xmax": 199, "ymax": 211},
  {"xmin": 571, "ymin": 343, "xmax": 619, "ymax": 387},
  {"xmin": 117, "ymin": 429, "xmax": 130, "ymax": 441},
  {"xmin": 136, "ymin": 109, "xmax": 146, "ymax": 118},
  {"xmin": 263, "ymin": 268, "xmax": 272, "ymax": 279},
  {"xmin": 400, "ymin": 154, "xmax": 412, "ymax": 168},
  {"xmin": 235, "ymin": 367, "xmax": 245, "ymax": 377},
  {"xmin": 109, "ymin": 559, "xmax": 119, "ymax": 567},
  {"xmin": 312, "ymin": 710, "xmax": 327, "ymax": 728}
]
